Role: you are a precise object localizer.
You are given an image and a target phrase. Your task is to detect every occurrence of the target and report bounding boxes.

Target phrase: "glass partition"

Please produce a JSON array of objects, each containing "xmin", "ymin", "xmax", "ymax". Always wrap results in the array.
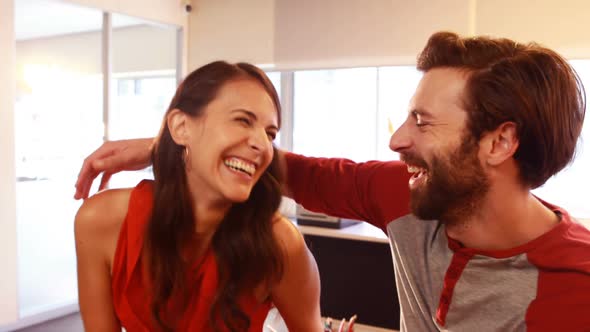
[
  {"xmin": 107, "ymin": 13, "xmax": 179, "ymax": 189},
  {"xmin": 14, "ymin": 0, "xmax": 103, "ymax": 317},
  {"xmin": 13, "ymin": 1, "xmax": 183, "ymax": 322}
]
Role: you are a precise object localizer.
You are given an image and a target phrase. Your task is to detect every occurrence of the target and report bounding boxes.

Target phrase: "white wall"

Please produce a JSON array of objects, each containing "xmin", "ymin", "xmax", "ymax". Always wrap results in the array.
[
  {"xmin": 187, "ymin": 0, "xmax": 475, "ymax": 70},
  {"xmin": 273, "ymin": 0, "xmax": 473, "ymax": 69},
  {"xmin": 187, "ymin": 0, "xmax": 275, "ymax": 69},
  {"xmin": 186, "ymin": 0, "xmax": 590, "ymax": 70},
  {"xmin": 476, "ymin": 0, "xmax": 590, "ymax": 59},
  {"xmin": 0, "ymin": 0, "xmax": 19, "ymax": 325}
]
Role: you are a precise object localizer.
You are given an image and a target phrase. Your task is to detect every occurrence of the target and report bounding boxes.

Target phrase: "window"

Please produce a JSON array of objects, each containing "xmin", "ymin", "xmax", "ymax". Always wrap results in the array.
[
  {"xmin": 376, "ymin": 66, "xmax": 423, "ymax": 161},
  {"xmin": 265, "ymin": 71, "xmax": 282, "ymax": 147},
  {"xmin": 266, "ymin": 71, "xmax": 281, "ymax": 98},
  {"xmin": 106, "ymin": 73, "xmax": 177, "ymax": 190},
  {"xmin": 293, "ymin": 68, "xmax": 378, "ymax": 161},
  {"xmin": 532, "ymin": 60, "xmax": 590, "ymax": 219}
]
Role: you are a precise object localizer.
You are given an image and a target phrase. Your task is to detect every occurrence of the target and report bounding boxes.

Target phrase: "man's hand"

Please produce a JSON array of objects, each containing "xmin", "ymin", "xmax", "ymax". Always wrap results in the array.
[{"xmin": 74, "ymin": 138, "xmax": 155, "ymax": 200}]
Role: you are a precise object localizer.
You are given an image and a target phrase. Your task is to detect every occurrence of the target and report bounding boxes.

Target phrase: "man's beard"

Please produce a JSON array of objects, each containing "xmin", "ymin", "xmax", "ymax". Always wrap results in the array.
[{"xmin": 402, "ymin": 138, "xmax": 490, "ymax": 226}]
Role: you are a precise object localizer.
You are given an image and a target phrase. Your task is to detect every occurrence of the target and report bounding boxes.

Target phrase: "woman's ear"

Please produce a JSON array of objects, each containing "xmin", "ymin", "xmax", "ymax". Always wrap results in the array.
[
  {"xmin": 483, "ymin": 122, "xmax": 519, "ymax": 166},
  {"xmin": 167, "ymin": 109, "xmax": 189, "ymax": 145}
]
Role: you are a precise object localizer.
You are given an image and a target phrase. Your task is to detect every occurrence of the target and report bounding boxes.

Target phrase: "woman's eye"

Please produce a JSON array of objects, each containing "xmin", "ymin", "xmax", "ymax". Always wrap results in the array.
[
  {"xmin": 267, "ymin": 132, "xmax": 277, "ymax": 141},
  {"xmin": 236, "ymin": 117, "xmax": 251, "ymax": 126}
]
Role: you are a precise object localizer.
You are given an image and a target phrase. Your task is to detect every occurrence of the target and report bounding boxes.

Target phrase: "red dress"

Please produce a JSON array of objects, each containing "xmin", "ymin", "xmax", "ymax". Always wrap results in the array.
[{"xmin": 111, "ymin": 180, "xmax": 271, "ymax": 331}]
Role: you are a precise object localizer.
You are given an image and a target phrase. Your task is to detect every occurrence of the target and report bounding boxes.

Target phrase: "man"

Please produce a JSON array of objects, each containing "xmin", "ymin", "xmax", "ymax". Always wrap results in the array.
[{"xmin": 75, "ymin": 32, "xmax": 590, "ymax": 331}]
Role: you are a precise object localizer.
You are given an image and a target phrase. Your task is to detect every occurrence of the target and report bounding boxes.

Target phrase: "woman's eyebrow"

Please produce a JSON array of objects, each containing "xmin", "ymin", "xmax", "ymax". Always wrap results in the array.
[{"xmin": 231, "ymin": 109, "xmax": 278, "ymax": 130}]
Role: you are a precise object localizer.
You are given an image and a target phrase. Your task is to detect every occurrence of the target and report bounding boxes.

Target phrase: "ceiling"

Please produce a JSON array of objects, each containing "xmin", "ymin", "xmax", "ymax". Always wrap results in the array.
[{"xmin": 15, "ymin": 0, "xmax": 146, "ymax": 41}]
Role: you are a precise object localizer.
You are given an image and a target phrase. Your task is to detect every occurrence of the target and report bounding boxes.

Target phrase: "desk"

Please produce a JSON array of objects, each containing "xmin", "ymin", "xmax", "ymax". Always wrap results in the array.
[
  {"xmin": 296, "ymin": 222, "xmax": 388, "ymax": 244},
  {"xmin": 294, "ymin": 221, "xmax": 400, "ymax": 331}
]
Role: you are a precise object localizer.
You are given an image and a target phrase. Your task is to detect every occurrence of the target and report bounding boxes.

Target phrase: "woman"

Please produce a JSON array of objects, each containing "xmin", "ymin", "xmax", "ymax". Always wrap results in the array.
[{"xmin": 74, "ymin": 61, "xmax": 322, "ymax": 332}]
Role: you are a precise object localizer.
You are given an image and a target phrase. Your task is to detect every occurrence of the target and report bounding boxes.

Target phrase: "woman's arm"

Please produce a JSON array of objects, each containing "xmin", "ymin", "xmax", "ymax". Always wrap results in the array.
[
  {"xmin": 270, "ymin": 217, "xmax": 323, "ymax": 332},
  {"xmin": 75, "ymin": 191, "xmax": 129, "ymax": 332}
]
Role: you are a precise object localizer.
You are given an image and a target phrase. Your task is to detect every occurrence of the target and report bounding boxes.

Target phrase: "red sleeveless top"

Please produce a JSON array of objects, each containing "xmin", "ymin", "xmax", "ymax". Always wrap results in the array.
[{"xmin": 111, "ymin": 180, "xmax": 272, "ymax": 331}]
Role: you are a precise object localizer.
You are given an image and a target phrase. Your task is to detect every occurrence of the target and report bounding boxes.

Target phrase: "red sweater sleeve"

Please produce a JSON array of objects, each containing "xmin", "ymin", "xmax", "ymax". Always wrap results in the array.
[{"xmin": 285, "ymin": 152, "xmax": 411, "ymax": 231}]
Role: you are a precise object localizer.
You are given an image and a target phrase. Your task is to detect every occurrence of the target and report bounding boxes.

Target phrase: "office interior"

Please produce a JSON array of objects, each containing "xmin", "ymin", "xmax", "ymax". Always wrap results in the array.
[{"xmin": 1, "ymin": 0, "xmax": 590, "ymax": 331}]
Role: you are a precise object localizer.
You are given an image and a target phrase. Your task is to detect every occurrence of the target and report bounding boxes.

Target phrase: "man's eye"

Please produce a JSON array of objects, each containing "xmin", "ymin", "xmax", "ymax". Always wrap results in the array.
[
  {"xmin": 267, "ymin": 132, "xmax": 277, "ymax": 140},
  {"xmin": 413, "ymin": 114, "xmax": 428, "ymax": 128}
]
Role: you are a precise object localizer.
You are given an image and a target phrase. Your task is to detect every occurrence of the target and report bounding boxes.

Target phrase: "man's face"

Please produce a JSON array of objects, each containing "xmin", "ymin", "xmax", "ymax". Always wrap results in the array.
[{"xmin": 389, "ymin": 68, "xmax": 490, "ymax": 224}]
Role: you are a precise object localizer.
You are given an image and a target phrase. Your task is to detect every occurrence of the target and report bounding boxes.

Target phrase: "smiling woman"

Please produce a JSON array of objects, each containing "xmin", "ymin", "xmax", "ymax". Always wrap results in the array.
[
  {"xmin": 73, "ymin": 61, "xmax": 323, "ymax": 332},
  {"xmin": 170, "ymin": 77, "xmax": 280, "ymax": 204}
]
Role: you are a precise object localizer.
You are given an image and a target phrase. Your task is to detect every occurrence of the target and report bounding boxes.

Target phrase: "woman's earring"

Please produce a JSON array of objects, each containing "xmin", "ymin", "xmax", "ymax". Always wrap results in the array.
[{"xmin": 183, "ymin": 145, "xmax": 192, "ymax": 172}]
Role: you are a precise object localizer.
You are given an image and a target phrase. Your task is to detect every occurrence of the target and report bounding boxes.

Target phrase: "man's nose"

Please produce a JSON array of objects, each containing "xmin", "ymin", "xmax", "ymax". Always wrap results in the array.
[{"xmin": 389, "ymin": 122, "xmax": 412, "ymax": 153}]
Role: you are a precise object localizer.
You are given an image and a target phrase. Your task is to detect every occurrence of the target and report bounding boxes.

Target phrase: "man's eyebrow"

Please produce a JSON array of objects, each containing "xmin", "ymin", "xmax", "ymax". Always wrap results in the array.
[{"xmin": 231, "ymin": 109, "xmax": 278, "ymax": 131}]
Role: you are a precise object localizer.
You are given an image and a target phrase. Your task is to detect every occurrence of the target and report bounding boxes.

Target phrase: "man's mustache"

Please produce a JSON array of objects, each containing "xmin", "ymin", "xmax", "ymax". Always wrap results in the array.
[{"xmin": 400, "ymin": 153, "xmax": 429, "ymax": 170}]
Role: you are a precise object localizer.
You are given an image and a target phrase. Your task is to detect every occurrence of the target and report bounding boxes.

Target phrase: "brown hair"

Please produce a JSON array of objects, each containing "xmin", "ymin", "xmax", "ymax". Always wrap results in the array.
[
  {"xmin": 146, "ymin": 61, "xmax": 284, "ymax": 331},
  {"xmin": 417, "ymin": 31, "xmax": 586, "ymax": 188}
]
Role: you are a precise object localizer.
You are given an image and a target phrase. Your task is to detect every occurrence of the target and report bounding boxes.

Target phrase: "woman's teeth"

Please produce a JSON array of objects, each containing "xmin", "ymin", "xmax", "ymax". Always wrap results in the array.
[{"xmin": 224, "ymin": 158, "xmax": 256, "ymax": 176}]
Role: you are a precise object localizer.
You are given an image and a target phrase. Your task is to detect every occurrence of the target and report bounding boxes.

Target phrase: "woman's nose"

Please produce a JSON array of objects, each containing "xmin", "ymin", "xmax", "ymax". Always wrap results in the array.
[{"xmin": 249, "ymin": 128, "xmax": 269, "ymax": 152}]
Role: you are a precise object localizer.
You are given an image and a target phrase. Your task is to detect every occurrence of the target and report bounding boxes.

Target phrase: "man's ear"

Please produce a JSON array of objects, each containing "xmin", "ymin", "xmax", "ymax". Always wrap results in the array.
[
  {"xmin": 167, "ymin": 109, "xmax": 190, "ymax": 145},
  {"xmin": 481, "ymin": 122, "xmax": 519, "ymax": 166}
]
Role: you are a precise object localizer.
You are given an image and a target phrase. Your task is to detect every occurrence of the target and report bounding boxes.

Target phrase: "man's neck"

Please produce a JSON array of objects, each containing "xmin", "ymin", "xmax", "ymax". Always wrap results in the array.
[{"xmin": 445, "ymin": 186, "xmax": 560, "ymax": 251}]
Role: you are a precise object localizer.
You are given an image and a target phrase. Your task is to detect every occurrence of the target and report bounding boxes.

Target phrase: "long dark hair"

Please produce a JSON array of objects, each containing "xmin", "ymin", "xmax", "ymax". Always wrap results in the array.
[{"xmin": 145, "ymin": 61, "xmax": 284, "ymax": 331}]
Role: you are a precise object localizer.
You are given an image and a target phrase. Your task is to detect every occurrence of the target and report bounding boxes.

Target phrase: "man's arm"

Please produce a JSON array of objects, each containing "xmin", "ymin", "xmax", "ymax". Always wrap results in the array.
[
  {"xmin": 75, "ymin": 138, "xmax": 153, "ymax": 200},
  {"xmin": 74, "ymin": 139, "xmax": 411, "ymax": 230},
  {"xmin": 281, "ymin": 152, "xmax": 411, "ymax": 231}
]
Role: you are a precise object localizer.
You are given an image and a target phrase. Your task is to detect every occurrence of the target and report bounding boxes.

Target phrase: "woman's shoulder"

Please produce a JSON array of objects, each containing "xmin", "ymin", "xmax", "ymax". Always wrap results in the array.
[
  {"xmin": 76, "ymin": 188, "xmax": 133, "ymax": 231},
  {"xmin": 271, "ymin": 215, "xmax": 306, "ymax": 256},
  {"xmin": 74, "ymin": 187, "xmax": 135, "ymax": 261},
  {"xmin": 75, "ymin": 180, "xmax": 153, "ymax": 234}
]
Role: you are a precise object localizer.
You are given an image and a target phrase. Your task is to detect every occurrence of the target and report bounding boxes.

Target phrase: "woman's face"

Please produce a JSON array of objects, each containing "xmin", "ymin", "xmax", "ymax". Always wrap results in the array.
[{"xmin": 184, "ymin": 79, "xmax": 279, "ymax": 204}]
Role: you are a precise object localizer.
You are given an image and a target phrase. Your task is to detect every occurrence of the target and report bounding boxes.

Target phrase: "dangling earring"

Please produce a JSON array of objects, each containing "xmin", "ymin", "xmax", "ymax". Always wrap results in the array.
[{"xmin": 183, "ymin": 145, "xmax": 192, "ymax": 172}]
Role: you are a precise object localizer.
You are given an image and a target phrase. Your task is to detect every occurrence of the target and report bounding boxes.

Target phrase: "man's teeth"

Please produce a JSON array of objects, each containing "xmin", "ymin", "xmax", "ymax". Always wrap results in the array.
[
  {"xmin": 224, "ymin": 158, "xmax": 256, "ymax": 176},
  {"xmin": 407, "ymin": 165, "xmax": 425, "ymax": 174}
]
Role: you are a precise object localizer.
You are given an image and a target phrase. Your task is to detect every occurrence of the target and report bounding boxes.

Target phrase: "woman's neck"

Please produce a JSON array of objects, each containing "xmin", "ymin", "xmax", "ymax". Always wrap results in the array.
[{"xmin": 192, "ymin": 197, "xmax": 231, "ymax": 238}]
